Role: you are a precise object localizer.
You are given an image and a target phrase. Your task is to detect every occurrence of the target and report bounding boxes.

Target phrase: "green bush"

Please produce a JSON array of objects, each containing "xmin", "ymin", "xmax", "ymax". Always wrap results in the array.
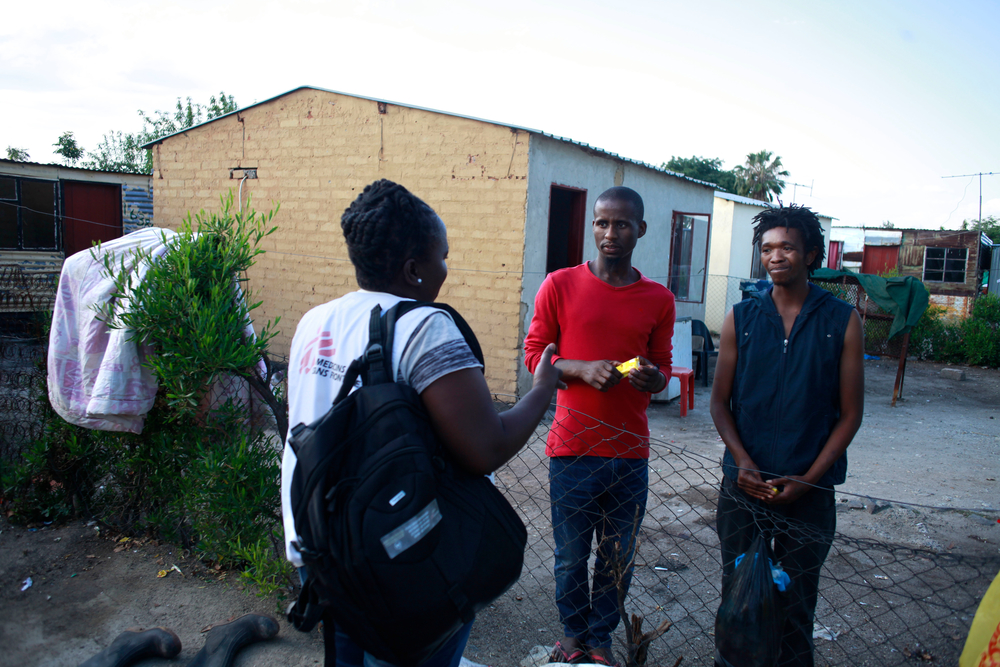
[
  {"xmin": 971, "ymin": 293, "xmax": 1000, "ymax": 325},
  {"xmin": 3, "ymin": 192, "xmax": 292, "ymax": 598},
  {"xmin": 909, "ymin": 306, "xmax": 964, "ymax": 362},
  {"xmin": 963, "ymin": 319, "xmax": 1000, "ymax": 367},
  {"xmin": 908, "ymin": 295, "xmax": 1000, "ymax": 368}
]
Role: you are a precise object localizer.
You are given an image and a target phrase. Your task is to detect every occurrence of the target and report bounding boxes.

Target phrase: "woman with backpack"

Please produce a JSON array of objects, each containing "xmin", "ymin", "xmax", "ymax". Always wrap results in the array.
[{"xmin": 281, "ymin": 179, "xmax": 564, "ymax": 667}]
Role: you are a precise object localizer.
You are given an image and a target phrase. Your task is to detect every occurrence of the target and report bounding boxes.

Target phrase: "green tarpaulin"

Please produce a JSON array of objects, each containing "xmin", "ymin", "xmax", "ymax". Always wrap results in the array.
[{"xmin": 811, "ymin": 268, "xmax": 930, "ymax": 339}]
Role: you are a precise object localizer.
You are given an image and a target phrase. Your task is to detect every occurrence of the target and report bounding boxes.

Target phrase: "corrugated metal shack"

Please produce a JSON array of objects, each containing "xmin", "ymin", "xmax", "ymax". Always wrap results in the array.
[{"xmin": 0, "ymin": 160, "xmax": 152, "ymax": 320}]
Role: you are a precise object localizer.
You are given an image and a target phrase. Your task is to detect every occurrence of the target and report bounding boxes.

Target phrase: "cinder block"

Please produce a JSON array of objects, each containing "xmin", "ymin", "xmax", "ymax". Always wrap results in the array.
[{"xmin": 941, "ymin": 367, "xmax": 966, "ymax": 381}]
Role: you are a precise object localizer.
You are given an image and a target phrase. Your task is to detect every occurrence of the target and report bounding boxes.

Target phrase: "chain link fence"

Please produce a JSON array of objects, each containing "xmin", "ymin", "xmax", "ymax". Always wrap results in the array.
[
  {"xmin": 485, "ymin": 399, "xmax": 999, "ymax": 666},
  {"xmin": 4, "ymin": 277, "xmax": 995, "ymax": 665}
]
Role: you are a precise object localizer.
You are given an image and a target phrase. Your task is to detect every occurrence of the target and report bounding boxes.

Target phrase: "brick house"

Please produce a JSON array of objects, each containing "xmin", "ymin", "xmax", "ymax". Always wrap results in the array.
[
  {"xmin": 143, "ymin": 86, "xmax": 715, "ymax": 397},
  {"xmin": 0, "ymin": 159, "xmax": 152, "ymax": 317}
]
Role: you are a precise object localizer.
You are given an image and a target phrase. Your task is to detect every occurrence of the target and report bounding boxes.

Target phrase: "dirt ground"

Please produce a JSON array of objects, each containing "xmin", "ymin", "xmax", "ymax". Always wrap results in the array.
[{"xmin": 2, "ymin": 359, "xmax": 999, "ymax": 667}]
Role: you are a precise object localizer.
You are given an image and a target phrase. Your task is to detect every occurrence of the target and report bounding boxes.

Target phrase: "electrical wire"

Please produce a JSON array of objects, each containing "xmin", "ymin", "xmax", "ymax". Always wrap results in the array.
[{"xmin": 237, "ymin": 174, "xmax": 248, "ymax": 214}]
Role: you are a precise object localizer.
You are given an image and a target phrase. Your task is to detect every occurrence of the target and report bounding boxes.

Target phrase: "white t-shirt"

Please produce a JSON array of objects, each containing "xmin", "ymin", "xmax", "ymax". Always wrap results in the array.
[{"xmin": 280, "ymin": 290, "xmax": 482, "ymax": 566}]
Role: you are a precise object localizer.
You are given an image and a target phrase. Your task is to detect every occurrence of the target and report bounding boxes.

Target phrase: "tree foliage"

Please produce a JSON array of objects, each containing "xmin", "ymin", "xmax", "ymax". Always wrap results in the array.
[
  {"xmin": 83, "ymin": 92, "xmax": 239, "ymax": 174},
  {"xmin": 960, "ymin": 215, "xmax": 1000, "ymax": 244},
  {"xmin": 734, "ymin": 150, "xmax": 789, "ymax": 202},
  {"xmin": 662, "ymin": 155, "xmax": 738, "ymax": 193},
  {"xmin": 53, "ymin": 131, "xmax": 84, "ymax": 166},
  {"xmin": 5, "ymin": 146, "xmax": 30, "ymax": 161}
]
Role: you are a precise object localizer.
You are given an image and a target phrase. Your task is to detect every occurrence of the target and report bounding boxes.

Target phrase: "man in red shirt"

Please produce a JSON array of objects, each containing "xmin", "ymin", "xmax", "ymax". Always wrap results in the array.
[{"xmin": 524, "ymin": 186, "xmax": 675, "ymax": 665}]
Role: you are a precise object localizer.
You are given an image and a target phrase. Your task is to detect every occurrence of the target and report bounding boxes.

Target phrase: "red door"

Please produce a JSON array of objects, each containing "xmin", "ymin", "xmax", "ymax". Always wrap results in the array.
[
  {"xmin": 63, "ymin": 181, "xmax": 123, "ymax": 257},
  {"xmin": 861, "ymin": 245, "xmax": 899, "ymax": 275},
  {"xmin": 827, "ymin": 241, "xmax": 843, "ymax": 270}
]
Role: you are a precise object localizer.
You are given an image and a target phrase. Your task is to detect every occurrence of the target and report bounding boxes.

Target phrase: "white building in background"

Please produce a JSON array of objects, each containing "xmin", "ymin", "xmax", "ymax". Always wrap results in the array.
[{"xmin": 704, "ymin": 191, "xmax": 833, "ymax": 333}]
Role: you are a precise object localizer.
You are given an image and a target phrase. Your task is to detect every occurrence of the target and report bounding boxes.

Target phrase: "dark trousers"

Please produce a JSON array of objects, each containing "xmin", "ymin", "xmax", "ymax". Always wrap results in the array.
[
  {"xmin": 716, "ymin": 476, "xmax": 836, "ymax": 667},
  {"xmin": 549, "ymin": 456, "xmax": 649, "ymax": 649}
]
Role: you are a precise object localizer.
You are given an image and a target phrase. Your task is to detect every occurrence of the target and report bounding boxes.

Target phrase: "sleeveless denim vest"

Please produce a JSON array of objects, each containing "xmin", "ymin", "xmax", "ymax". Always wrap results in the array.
[{"xmin": 722, "ymin": 283, "xmax": 854, "ymax": 488}]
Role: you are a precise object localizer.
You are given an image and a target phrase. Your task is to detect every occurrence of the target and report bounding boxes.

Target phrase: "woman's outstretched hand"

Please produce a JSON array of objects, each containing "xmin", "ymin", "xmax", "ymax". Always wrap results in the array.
[{"xmin": 533, "ymin": 343, "xmax": 566, "ymax": 393}]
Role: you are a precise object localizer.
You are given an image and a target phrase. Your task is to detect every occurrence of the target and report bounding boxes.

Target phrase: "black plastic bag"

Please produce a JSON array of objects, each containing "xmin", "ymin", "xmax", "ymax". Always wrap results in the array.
[{"xmin": 715, "ymin": 534, "xmax": 786, "ymax": 667}]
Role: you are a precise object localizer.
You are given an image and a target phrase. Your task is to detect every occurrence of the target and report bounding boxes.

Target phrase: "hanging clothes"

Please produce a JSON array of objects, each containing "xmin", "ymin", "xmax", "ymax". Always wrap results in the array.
[{"xmin": 47, "ymin": 227, "xmax": 177, "ymax": 433}]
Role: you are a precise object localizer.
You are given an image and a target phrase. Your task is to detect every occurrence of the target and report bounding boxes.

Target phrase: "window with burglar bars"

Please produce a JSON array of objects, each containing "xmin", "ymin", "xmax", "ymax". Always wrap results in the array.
[{"xmin": 922, "ymin": 247, "xmax": 967, "ymax": 283}]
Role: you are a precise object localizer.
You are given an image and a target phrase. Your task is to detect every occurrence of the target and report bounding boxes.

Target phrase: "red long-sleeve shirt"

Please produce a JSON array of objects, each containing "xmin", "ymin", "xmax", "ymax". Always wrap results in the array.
[{"xmin": 523, "ymin": 263, "xmax": 675, "ymax": 459}]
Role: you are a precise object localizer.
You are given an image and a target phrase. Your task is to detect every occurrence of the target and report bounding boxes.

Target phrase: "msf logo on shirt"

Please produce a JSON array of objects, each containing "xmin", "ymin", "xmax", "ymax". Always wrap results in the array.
[
  {"xmin": 298, "ymin": 330, "xmax": 351, "ymax": 383},
  {"xmin": 298, "ymin": 331, "xmax": 335, "ymax": 375}
]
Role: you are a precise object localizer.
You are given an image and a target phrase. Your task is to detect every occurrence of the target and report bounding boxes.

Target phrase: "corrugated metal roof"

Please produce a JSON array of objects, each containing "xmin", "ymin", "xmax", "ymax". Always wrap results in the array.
[
  {"xmin": 140, "ymin": 85, "xmax": 716, "ymax": 190},
  {"xmin": 0, "ymin": 158, "xmax": 148, "ymax": 177},
  {"xmin": 714, "ymin": 190, "xmax": 836, "ymax": 220}
]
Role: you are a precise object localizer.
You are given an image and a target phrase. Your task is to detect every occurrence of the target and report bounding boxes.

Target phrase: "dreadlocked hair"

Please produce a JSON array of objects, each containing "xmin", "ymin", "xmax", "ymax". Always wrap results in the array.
[
  {"xmin": 341, "ymin": 180, "xmax": 440, "ymax": 291},
  {"xmin": 751, "ymin": 203, "xmax": 826, "ymax": 274}
]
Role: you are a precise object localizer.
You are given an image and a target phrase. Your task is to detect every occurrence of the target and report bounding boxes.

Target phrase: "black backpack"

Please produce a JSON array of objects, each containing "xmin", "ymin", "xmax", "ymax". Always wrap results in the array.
[{"xmin": 286, "ymin": 301, "xmax": 528, "ymax": 666}]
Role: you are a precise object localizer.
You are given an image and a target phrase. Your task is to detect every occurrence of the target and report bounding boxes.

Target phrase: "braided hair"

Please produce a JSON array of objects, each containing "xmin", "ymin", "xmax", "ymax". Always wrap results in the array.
[
  {"xmin": 341, "ymin": 180, "xmax": 442, "ymax": 291},
  {"xmin": 751, "ymin": 203, "xmax": 826, "ymax": 274}
]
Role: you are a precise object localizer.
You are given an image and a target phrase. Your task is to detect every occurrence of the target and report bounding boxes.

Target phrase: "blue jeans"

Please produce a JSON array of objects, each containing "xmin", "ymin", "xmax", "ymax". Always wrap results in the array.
[{"xmin": 549, "ymin": 456, "xmax": 649, "ymax": 649}]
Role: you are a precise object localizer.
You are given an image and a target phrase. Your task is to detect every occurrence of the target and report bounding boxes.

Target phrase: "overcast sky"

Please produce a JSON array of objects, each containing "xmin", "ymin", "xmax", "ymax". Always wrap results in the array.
[{"xmin": 3, "ymin": 0, "xmax": 999, "ymax": 229}]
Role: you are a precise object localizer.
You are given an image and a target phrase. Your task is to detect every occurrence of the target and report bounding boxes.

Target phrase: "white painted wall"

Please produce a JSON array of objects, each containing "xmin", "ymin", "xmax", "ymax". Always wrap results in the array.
[
  {"xmin": 706, "ymin": 195, "xmax": 760, "ymax": 332},
  {"xmin": 517, "ymin": 134, "xmax": 714, "ymax": 395}
]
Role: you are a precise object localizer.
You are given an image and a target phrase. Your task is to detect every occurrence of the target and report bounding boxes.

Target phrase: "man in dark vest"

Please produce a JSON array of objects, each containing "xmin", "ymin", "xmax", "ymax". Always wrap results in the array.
[{"xmin": 710, "ymin": 204, "xmax": 864, "ymax": 667}]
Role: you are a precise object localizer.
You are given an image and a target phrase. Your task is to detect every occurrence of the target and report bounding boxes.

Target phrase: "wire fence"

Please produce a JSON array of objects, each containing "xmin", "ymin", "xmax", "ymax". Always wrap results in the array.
[
  {"xmin": 4, "ymin": 335, "xmax": 998, "ymax": 666},
  {"xmin": 483, "ymin": 397, "xmax": 999, "ymax": 667}
]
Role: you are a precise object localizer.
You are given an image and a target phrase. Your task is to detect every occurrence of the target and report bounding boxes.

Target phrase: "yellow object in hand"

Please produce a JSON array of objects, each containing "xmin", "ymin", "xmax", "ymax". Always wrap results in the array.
[{"xmin": 616, "ymin": 357, "xmax": 640, "ymax": 374}]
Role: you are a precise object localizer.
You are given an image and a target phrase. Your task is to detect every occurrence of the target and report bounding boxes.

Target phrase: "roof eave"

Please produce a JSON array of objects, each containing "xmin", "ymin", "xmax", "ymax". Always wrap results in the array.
[{"xmin": 139, "ymin": 86, "xmax": 716, "ymax": 189}]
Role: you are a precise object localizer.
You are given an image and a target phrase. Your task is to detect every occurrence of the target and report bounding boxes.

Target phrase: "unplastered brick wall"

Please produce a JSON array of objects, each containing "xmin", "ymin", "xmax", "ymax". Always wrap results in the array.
[{"xmin": 151, "ymin": 88, "xmax": 530, "ymax": 394}]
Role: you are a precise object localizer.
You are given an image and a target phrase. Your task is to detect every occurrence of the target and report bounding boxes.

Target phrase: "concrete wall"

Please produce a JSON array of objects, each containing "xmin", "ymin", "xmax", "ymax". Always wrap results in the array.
[
  {"xmin": 151, "ymin": 88, "xmax": 530, "ymax": 394},
  {"xmin": 518, "ymin": 134, "xmax": 714, "ymax": 394}
]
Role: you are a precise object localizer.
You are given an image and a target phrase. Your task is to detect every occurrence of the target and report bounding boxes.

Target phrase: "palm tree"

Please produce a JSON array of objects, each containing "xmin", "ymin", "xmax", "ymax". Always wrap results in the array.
[{"xmin": 734, "ymin": 150, "xmax": 789, "ymax": 202}]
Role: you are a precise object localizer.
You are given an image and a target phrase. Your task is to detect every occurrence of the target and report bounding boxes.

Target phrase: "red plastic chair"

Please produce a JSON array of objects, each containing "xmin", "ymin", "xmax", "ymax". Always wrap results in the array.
[{"xmin": 671, "ymin": 366, "xmax": 695, "ymax": 417}]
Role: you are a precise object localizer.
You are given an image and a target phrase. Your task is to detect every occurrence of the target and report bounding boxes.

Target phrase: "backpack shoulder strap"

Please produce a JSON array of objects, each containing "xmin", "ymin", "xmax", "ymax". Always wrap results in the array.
[
  {"xmin": 360, "ymin": 304, "xmax": 393, "ymax": 386},
  {"xmin": 358, "ymin": 301, "xmax": 485, "ymax": 388},
  {"xmin": 384, "ymin": 301, "xmax": 485, "ymax": 368}
]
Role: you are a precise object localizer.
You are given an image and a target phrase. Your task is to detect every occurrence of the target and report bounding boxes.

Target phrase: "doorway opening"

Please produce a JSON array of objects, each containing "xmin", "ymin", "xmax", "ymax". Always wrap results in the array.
[{"xmin": 546, "ymin": 185, "xmax": 587, "ymax": 274}]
